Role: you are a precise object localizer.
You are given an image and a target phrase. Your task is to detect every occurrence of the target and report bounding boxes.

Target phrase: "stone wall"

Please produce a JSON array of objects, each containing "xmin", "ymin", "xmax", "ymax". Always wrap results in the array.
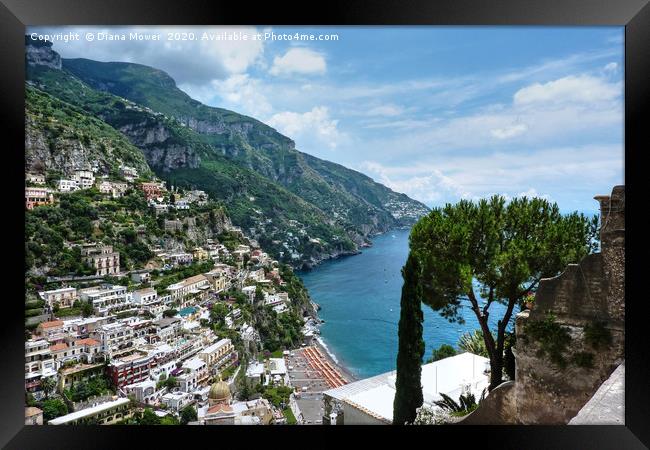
[
  {"xmin": 513, "ymin": 185, "xmax": 625, "ymax": 424},
  {"xmin": 457, "ymin": 381, "xmax": 517, "ymax": 425}
]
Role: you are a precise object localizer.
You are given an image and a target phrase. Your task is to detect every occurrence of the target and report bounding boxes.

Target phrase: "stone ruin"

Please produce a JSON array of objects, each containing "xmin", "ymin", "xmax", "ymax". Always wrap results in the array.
[{"xmin": 460, "ymin": 185, "xmax": 625, "ymax": 425}]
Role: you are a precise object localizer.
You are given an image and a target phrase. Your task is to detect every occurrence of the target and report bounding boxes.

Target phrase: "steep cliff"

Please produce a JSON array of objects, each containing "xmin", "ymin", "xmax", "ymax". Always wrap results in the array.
[{"xmin": 25, "ymin": 38, "xmax": 430, "ymax": 268}]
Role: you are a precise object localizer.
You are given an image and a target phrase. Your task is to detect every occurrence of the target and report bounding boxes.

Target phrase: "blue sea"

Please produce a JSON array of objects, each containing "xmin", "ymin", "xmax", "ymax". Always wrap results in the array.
[{"xmin": 298, "ymin": 228, "xmax": 516, "ymax": 380}]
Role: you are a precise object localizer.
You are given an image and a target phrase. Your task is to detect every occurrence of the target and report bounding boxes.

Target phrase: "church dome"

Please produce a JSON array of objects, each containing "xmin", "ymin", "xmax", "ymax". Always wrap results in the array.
[{"xmin": 209, "ymin": 379, "xmax": 231, "ymax": 403}]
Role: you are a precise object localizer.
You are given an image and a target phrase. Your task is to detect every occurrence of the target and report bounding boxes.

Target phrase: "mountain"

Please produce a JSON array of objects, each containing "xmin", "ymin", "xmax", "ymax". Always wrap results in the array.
[
  {"xmin": 25, "ymin": 38, "xmax": 430, "ymax": 268},
  {"xmin": 25, "ymin": 85, "xmax": 153, "ymax": 178}
]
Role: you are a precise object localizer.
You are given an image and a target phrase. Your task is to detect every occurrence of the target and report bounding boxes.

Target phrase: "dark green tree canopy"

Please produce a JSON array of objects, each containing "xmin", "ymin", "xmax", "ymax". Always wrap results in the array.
[{"xmin": 410, "ymin": 195, "xmax": 598, "ymax": 320}]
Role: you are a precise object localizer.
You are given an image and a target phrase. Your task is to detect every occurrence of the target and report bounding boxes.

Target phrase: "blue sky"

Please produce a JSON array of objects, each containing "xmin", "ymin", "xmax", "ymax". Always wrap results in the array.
[{"xmin": 29, "ymin": 26, "xmax": 624, "ymax": 214}]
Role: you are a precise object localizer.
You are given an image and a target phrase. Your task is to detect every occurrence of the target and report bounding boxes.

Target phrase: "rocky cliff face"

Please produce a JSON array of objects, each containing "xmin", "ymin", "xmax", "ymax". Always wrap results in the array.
[
  {"xmin": 25, "ymin": 86, "xmax": 153, "ymax": 177},
  {"xmin": 117, "ymin": 121, "xmax": 201, "ymax": 171},
  {"xmin": 25, "ymin": 38, "xmax": 61, "ymax": 70},
  {"xmin": 26, "ymin": 38, "xmax": 430, "ymax": 269}
]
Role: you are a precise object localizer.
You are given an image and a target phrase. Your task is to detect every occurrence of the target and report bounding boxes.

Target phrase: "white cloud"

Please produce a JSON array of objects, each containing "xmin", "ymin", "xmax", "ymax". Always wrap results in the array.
[
  {"xmin": 365, "ymin": 104, "xmax": 405, "ymax": 117},
  {"xmin": 210, "ymin": 74, "xmax": 273, "ymax": 118},
  {"xmin": 513, "ymin": 74, "xmax": 621, "ymax": 107},
  {"xmin": 603, "ymin": 62, "xmax": 618, "ymax": 73},
  {"xmin": 358, "ymin": 144, "xmax": 622, "ymax": 208},
  {"xmin": 267, "ymin": 106, "xmax": 342, "ymax": 150},
  {"xmin": 29, "ymin": 26, "xmax": 265, "ymax": 85},
  {"xmin": 490, "ymin": 123, "xmax": 528, "ymax": 140},
  {"xmin": 269, "ymin": 48, "xmax": 326, "ymax": 76},
  {"xmin": 517, "ymin": 188, "xmax": 550, "ymax": 200}
]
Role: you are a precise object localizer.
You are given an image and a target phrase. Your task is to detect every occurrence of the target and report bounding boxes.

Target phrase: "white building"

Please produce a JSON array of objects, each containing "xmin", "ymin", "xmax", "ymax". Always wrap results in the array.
[
  {"xmin": 58, "ymin": 179, "xmax": 79, "ymax": 192},
  {"xmin": 241, "ymin": 286, "xmax": 257, "ymax": 304},
  {"xmin": 198, "ymin": 339, "xmax": 235, "ymax": 374},
  {"xmin": 131, "ymin": 287, "xmax": 158, "ymax": 305},
  {"xmin": 124, "ymin": 379, "xmax": 164, "ymax": 405},
  {"xmin": 167, "ymin": 274, "xmax": 210, "ymax": 304},
  {"xmin": 26, "ymin": 173, "xmax": 46, "ymax": 185},
  {"xmin": 25, "ymin": 339, "xmax": 56, "ymax": 393},
  {"xmin": 72, "ymin": 170, "xmax": 95, "ymax": 190},
  {"xmin": 268, "ymin": 358, "xmax": 289, "ymax": 385},
  {"xmin": 80, "ymin": 285, "xmax": 131, "ymax": 315},
  {"xmin": 153, "ymin": 317, "xmax": 182, "ymax": 343},
  {"xmin": 39, "ymin": 286, "xmax": 78, "ymax": 309},
  {"xmin": 245, "ymin": 361, "xmax": 265, "ymax": 385},
  {"xmin": 161, "ymin": 391, "xmax": 192, "ymax": 411},
  {"xmin": 91, "ymin": 322, "xmax": 135, "ymax": 357},
  {"xmin": 131, "ymin": 270, "xmax": 151, "ymax": 284},
  {"xmin": 322, "ymin": 352, "xmax": 490, "ymax": 425},
  {"xmin": 48, "ymin": 397, "xmax": 131, "ymax": 425},
  {"xmin": 177, "ymin": 357, "xmax": 209, "ymax": 393}
]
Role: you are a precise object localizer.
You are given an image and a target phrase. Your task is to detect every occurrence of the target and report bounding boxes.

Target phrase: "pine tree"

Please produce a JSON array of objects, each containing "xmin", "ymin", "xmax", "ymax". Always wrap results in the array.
[{"xmin": 393, "ymin": 254, "xmax": 425, "ymax": 425}]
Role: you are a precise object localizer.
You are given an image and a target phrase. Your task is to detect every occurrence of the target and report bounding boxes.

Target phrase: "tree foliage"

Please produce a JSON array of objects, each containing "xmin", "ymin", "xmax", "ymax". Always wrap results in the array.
[
  {"xmin": 393, "ymin": 254, "xmax": 425, "ymax": 425},
  {"xmin": 180, "ymin": 405, "xmax": 197, "ymax": 425},
  {"xmin": 427, "ymin": 344, "xmax": 457, "ymax": 363},
  {"xmin": 407, "ymin": 195, "xmax": 598, "ymax": 389},
  {"xmin": 42, "ymin": 398, "xmax": 68, "ymax": 422}
]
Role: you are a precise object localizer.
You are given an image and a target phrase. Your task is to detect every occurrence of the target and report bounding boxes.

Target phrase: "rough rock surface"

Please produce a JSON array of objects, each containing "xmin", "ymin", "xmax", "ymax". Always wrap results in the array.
[{"xmin": 514, "ymin": 185, "xmax": 625, "ymax": 424}]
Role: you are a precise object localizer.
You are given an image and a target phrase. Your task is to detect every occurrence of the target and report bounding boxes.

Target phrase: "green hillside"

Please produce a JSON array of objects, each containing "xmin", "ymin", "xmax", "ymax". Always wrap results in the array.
[{"xmin": 27, "ymin": 39, "xmax": 429, "ymax": 268}]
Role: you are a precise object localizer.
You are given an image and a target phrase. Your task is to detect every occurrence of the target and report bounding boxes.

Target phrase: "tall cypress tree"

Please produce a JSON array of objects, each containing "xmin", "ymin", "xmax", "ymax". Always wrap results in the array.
[{"xmin": 393, "ymin": 253, "xmax": 425, "ymax": 425}]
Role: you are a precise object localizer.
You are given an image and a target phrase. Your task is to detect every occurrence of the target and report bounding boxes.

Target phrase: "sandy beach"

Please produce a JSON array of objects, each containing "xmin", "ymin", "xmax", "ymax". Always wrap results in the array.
[{"xmin": 313, "ymin": 337, "xmax": 357, "ymax": 384}]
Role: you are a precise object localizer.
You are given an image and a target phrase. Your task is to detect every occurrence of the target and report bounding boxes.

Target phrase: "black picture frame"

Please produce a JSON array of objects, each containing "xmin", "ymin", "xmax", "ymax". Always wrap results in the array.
[{"xmin": 1, "ymin": 0, "xmax": 647, "ymax": 448}]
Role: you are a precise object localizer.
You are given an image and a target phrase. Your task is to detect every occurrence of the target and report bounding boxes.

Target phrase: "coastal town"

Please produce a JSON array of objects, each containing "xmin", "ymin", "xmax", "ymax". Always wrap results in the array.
[
  {"xmin": 17, "ymin": 23, "xmax": 629, "ymax": 435},
  {"xmin": 24, "ymin": 164, "xmax": 361, "ymax": 425},
  {"xmin": 26, "ymin": 161, "xmax": 513, "ymax": 426}
]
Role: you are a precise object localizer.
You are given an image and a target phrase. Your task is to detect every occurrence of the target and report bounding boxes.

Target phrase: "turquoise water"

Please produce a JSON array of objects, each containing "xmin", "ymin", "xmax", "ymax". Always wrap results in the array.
[
  {"xmin": 179, "ymin": 306, "xmax": 197, "ymax": 317},
  {"xmin": 298, "ymin": 228, "xmax": 516, "ymax": 379}
]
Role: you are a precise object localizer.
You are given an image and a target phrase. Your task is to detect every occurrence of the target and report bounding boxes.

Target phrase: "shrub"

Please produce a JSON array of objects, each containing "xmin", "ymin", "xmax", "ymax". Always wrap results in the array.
[
  {"xmin": 584, "ymin": 321, "xmax": 612, "ymax": 350},
  {"xmin": 427, "ymin": 344, "xmax": 457, "ymax": 363},
  {"xmin": 523, "ymin": 314, "xmax": 572, "ymax": 369}
]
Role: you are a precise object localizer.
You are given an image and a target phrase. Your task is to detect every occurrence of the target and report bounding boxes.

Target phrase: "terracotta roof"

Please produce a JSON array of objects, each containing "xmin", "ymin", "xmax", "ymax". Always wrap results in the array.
[
  {"xmin": 49, "ymin": 343, "xmax": 68, "ymax": 352},
  {"xmin": 75, "ymin": 338, "xmax": 100, "ymax": 346},
  {"xmin": 182, "ymin": 274, "xmax": 208, "ymax": 286},
  {"xmin": 38, "ymin": 320, "xmax": 64, "ymax": 329},
  {"xmin": 207, "ymin": 403, "xmax": 233, "ymax": 414}
]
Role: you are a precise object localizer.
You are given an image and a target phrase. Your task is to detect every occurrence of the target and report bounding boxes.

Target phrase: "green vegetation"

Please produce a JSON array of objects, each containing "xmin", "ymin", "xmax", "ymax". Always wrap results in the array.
[
  {"xmin": 25, "ymin": 85, "xmax": 152, "ymax": 176},
  {"xmin": 53, "ymin": 307, "xmax": 83, "ymax": 318},
  {"xmin": 254, "ymin": 307, "xmax": 304, "ymax": 352},
  {"xmin": 156, "ymin": 375, "xmax": 177, "ymax": 390},
  {"xmin": 427, "ymin": 344, "xmax": 457, "ymax": 363},
  {"xmin": 65, "ymin": 376, "xmax": 113, "ymax": 402},
  {"xmin": 180, "ymin": 405, "xmax": 198, "ymax": 425},
  {"xmin": 210, "ymin": 303, "xmax": 229, "ymax": 329},
  {"xmin": 584, "ymin": 321, "xmax": 612, "ymax": 350},
  {"xmin": 503, "ymin": 331, "xmax": 516, "ymax": 380},
  {"xmin": 261, "ymin": 385, "xmax": 293, "ymax": 409},
  {"xmin": 523, "ymin": 313, "xmax": 573, "ymax": 368},
  {"xmin": 279, "ymin": 265, "xmax": 313, "ymax": 313},
  {"xmin": 393, "ymin": 254, "xmax": 425, "ymax": 425},
  {"xmin": 41, "ymin": 398, "xmax": 68, "ymax": 422},
  {"xmin": 129, "ymin": 407, "xmax": 178, "ymax": 425},
  {"xmin": 154, "ymin": 260, "xmax": 215, "ymax": 292},
  {"xmin": 283, "ymin": 407, "xmax": 297, "ymax": 425},
  {"xmin": 458, "ymin": 330, "xmax": 490, "ymax": 358},
  {"xmin": 406, "ymin": 195, "xmax": 599, "ymax": 391},
  {"xmin": 433, "ymin": 390, "xmax": 486, "ymax": 417},
  {"xmin": 25, "ymin": 188, "xmax": 155, "ymax": 275},
  {"xmin": 27, "ymin": 50, "xmax": 429, "ymax": 269}
]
